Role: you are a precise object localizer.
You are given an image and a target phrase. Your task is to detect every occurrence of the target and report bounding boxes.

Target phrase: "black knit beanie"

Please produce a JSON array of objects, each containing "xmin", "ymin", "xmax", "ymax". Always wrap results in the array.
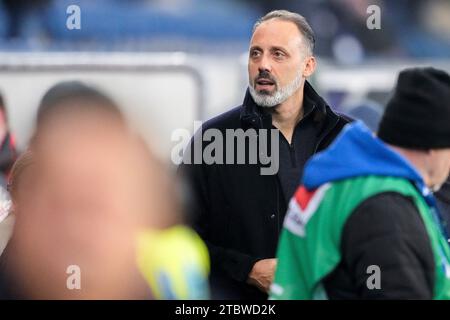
[{"xmin": 378, "ymin": 67, "xmax": 450, "ymax": 149}]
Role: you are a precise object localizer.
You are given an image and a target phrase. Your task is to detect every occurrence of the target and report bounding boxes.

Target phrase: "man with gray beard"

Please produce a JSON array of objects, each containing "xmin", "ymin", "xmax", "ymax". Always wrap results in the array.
[{"xmin": 180, "ymin": 10, "xmax": 351, "ymax": 299}]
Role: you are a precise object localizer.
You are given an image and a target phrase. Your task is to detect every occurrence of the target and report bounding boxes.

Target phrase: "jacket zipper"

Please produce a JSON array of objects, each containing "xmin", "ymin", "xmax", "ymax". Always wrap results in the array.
[
  {"xmin": 313, "ymin": 115, "xmax": 341, "ymax": 154},
  {"xmin": 289, "ymin": 144, "xmax": 296, "ymax": 167}
]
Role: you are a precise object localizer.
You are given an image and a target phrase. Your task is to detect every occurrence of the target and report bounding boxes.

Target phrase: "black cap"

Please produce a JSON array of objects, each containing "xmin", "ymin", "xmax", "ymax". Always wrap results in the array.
[{"xmin": 378, "ymin": 67, "xmax": 450, "ymax": 149}]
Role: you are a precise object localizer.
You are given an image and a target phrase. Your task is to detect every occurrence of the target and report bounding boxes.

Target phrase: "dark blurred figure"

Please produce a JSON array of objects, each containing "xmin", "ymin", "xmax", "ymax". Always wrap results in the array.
[
  {"xmin": 0, "ymin": 93, "xmax": 17, "ymax": 186},
  {"xmin": 2, "ymin": 0, "xmax": 51, "ymax": 39}
]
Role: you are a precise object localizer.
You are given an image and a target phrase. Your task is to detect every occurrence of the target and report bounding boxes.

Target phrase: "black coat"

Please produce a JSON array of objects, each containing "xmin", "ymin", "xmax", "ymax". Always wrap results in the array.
[
  {"xmin": 324, "ymin": 192, "xmax": 435, "ymax": 299},
  {"xmin": 436, "ymin": 179, "xmax": 450, "ymax": 235},
  {"xmin": 180, "ymin": 81, "xmax": 350, "ymax": 299}
]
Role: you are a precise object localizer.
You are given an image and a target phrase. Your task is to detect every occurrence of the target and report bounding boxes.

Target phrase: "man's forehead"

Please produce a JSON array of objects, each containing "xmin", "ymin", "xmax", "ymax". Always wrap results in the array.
[{"xmin": 250, "ymin": 19, "xmax": 303, "ymax": 49}]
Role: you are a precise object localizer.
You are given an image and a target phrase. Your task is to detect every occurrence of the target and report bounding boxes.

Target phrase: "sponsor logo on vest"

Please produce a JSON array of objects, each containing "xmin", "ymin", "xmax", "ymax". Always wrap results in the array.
[{"xmin": 284, "ymin": 183, "xmax": 331, "ymax": 237}]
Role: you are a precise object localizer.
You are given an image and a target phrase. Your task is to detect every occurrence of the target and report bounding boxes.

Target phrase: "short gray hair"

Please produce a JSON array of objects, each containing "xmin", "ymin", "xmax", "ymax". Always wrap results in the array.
[{"xmin": 252, "ymin": 10, "xmax": 315, "ymax": 56}]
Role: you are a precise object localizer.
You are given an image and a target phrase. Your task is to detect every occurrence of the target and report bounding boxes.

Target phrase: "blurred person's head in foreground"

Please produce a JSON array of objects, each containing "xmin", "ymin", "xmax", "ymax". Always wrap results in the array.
[
  {"xmin": 248, "ymin": 10, "xmax": 316, "ymax": 108},
  {"xmin": 378, "ymin": 67, "xmax": 450, "ymax": 192},
  {"xmin": 7, "ymin": 81, "xmax": 181, "ymax": 299}
]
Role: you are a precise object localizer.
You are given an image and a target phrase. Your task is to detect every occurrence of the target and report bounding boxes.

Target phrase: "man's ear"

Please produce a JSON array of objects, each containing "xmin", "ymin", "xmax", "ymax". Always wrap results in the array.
[{"xmin": 303, "ymin": 56, "xmax": 316, "ymax": 78}]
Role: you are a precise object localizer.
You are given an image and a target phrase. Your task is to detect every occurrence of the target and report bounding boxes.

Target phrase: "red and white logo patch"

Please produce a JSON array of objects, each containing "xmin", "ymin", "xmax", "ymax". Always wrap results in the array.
[{"xmin": 284, "ymin": 183, "xmax": 331, "ymax": 237}]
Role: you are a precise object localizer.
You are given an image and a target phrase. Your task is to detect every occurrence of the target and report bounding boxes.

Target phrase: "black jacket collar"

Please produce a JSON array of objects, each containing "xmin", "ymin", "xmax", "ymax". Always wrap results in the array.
[
  {"xmin": 240, "ymin": 80, "xmax": 335, "ymax": 131},
  {"xmin": 437, "ymin": 180, "xmax": 450, "ymax": 204}
]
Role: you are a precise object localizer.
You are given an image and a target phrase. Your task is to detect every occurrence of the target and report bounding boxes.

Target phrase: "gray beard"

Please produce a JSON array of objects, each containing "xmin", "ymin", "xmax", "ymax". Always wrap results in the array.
[{"xmin": 249, "ymin": 72, "xmax": 303, "ymax": 108}]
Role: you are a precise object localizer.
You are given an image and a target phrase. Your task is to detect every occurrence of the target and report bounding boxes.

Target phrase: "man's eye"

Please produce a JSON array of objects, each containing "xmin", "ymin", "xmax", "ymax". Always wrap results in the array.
[
  {"xmin": 274, "ymin": 51, "xmax": 285, "ymax": 58},
  {"xmin": 251, "ymin": 51, "xmax": 261, "ymax": 58}
]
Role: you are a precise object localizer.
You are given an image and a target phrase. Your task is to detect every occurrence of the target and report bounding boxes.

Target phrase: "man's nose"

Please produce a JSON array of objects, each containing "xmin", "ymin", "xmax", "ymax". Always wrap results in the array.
[{"xmin": 258, "ymin": 54, "xmax": 272, "ymax": 74}]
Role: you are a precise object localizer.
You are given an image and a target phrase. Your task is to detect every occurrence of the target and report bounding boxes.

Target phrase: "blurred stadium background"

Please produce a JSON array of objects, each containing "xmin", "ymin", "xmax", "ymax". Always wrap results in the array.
[{"xmin": 0, "ymin": 0, "xmax": 449, "ymax": 157}]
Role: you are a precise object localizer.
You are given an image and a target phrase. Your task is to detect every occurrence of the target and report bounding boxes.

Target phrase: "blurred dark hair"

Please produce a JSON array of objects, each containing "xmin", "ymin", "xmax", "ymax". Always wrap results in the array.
[{"xmin": 36, "ymin": 81, "xmax": 123, "ymax": 125}]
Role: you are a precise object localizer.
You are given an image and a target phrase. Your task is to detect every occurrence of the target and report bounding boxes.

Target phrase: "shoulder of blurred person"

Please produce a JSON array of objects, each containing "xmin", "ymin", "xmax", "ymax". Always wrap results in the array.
[
  {"xmin": 0, "ymin": 213, "xmax": 16, "ymax": 299},
  {"xmin": 0, "ymin": 212, "xmax": 14, "ymax": 256}
]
